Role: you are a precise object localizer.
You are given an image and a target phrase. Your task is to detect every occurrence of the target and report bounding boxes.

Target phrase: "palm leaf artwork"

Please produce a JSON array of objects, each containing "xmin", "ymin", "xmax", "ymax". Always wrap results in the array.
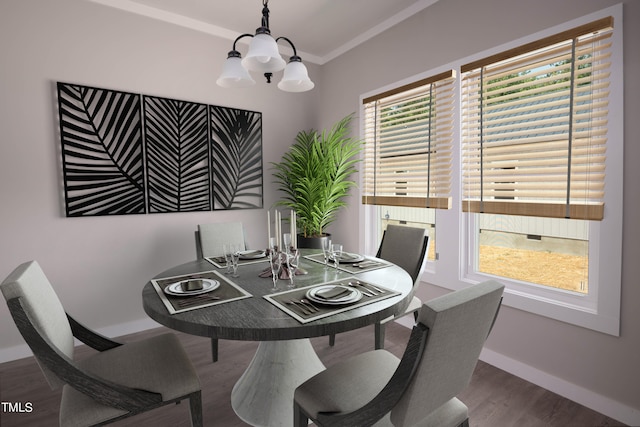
[
  {"xmin": 210, "ymin": 106, "xmax": 263, "ymax": 209},
  {"xmin": 57, "ymin": 83, "xmax": 145, "ymax": 216},
  {"xmin": 144, "ymin": 97, "xmax": 210, "ymax": 213}
]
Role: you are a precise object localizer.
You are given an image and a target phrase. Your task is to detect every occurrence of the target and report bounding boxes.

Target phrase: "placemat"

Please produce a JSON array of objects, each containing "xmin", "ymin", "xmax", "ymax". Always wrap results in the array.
[
  {"xmin": 151, "ymin": 269, "xmax": 252, "ymax": 314},
  {"xmin": 205, "ymin": 255, "xmax": 269, "ymax": 269},
  {"xmin": 303, "ymin": 253, "xmax": 392, "ymax": 274},
  {"xmin": 264, "ymin": 277, "xmax": 400, "ymax": 323}
]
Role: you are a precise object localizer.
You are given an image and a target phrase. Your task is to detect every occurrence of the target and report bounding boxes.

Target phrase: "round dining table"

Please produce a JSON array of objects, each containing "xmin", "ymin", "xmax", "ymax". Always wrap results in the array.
[{"xmin": 142, "ymin": 249, "xmax": 413, "ymax": 427}]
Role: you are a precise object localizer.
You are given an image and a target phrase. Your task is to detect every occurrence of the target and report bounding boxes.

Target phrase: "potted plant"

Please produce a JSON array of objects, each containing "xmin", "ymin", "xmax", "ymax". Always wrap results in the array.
[{"xmin": 272, "ymin": 113, "xmax": 363, "ymax": 248}]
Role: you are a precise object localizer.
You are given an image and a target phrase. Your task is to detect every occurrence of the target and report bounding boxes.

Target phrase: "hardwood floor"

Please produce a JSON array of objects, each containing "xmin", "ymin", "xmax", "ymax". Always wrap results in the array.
[{"xmin": 0, "ymin": 323, "xmax": 624, "ymax": 427}]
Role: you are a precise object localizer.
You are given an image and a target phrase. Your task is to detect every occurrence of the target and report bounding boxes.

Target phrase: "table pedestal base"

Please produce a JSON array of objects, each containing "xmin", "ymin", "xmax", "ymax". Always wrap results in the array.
[{"xmin": 231, "ymin": 339, "xmax": 325, "ymax": 427}]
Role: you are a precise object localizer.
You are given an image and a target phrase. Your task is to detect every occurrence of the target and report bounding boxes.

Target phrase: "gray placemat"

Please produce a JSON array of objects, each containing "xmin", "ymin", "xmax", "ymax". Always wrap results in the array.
[
  {"xmin": 264, "ymin": 277, "xmax": 400, "ymax": 323},
  {"xmin": 303, "ymin": 253, "xmax": 392, "ymax": 274},
  {"xmin": 151, "ymin": 269, "xmax": 252, "ymax": 314},
  {"xmin": 205, "ymin": 255, "xmax": 269, "ymax": 269}
]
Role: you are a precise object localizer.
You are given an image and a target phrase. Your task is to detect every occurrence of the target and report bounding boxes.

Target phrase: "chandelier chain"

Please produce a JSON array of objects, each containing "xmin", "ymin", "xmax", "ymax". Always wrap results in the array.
[{"xmin": 261, "ymin": 0, "xmax": 270, "ymax": 31}]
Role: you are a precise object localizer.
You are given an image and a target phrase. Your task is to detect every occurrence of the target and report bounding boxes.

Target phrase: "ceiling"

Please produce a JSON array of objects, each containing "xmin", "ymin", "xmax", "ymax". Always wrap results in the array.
[{"xmin": 88, "ymin": 0, "xmax": 439, "ymax": 64}]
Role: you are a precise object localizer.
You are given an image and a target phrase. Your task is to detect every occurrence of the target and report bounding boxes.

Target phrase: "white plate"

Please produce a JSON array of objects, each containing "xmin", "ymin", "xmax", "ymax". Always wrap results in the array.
[
  {"xmin": 238, "ymin": 250, "xmax": 266, "ymax": 260},
  {"xmin": 164, "ymin": 279, "xmax": 220, "ymax": 296},
  {"xmin": 329, "ymin": 252, "xmax": 365, "ymax": 263},
  {"xmin": 306, "ymin": 285, "xmax": 362, "ymax": 306}
]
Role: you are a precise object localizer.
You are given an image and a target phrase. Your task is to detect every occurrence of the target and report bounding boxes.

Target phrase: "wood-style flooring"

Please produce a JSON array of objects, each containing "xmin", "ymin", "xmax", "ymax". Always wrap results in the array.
[{"xmin": 0, "ymin": 322, "xmax": 625, "ymax": 426}]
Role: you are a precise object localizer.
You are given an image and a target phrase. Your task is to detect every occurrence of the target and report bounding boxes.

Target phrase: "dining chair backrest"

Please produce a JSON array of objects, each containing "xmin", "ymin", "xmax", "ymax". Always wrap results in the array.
[
  {"xmin": 2, "ymin": 260, "xmax": 204, "ymax": 426},
  {"xmin": 376, "ymin": 225, "xmax": 429, "ymax": 284},
  {"xmin": 0, "ymin": 260, "xmax": 72, "ymax": 389},
  {"xmin": 196, "ymin": 222, "xmax": 246, "ymax": 259},
  {"xmin": 390, "ymin": 280, "xmax": 504, "ymax": 427}
]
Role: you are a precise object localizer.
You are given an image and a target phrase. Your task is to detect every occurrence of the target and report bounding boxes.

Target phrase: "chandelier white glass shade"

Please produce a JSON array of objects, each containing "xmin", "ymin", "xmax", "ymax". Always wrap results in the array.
[
  {"xmin": 242, "ymin": 32, "xmax": 287, "ymax": 73},
  {"xmin": 217, "ymin": 51, "xmax": 255, "ymax": 88},
  {"xmin": 216, "ymin": 0, "xmax": 314, "ymax": 92},
  {"xmin": 277, "ymin": 54, "xmax": 314, "ymax": 92}
]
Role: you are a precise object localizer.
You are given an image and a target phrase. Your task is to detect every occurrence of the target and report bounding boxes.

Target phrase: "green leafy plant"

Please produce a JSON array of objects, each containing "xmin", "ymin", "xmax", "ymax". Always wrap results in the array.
[{"xmin": 272, "ymin": 114, "xmax": 363, "ymax": 238}]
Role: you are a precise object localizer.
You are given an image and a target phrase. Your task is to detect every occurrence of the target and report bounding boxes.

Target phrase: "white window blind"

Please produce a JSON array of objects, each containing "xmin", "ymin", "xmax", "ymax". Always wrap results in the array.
[
  {"xmin": 362, "ymin": 70, "xmax": 455, "ymax": 209},
  {"xmin": 461, "ymin": 17, "xmax": 613, "ymax": 220}
]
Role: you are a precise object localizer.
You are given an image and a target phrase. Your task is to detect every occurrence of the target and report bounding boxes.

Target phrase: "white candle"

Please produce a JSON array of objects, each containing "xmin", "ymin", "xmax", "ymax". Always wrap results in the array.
[
  {"xmin": 279, "ymin": 211, "xmax": 283, "ymax": 249},
  {"xmin": 292, "ymin": 211, "xmax": 297, "ymax": 248},
  {"xmin": 267, "ymin": 210, "xmax": 271, "ymax": 247},
  {"xmin": 276, "ymin": 211, "xmax": 281, "ymax": 249}
]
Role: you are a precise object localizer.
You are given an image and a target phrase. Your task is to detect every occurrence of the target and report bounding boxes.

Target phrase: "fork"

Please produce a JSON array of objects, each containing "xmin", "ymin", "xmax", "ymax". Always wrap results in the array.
[
  {"xmin": 353, "ymin": 261, "xmax": 377, "ymax": 268},
  {"xmin": 285, "ymin": 300, "xmax": 312, "ymax": 315},
  {"xmin": 346, "ymin": 282, "xmax": 375, "ymax": 297},
  {"xmin": 353, "ymin": 280, "xmax": 385, "ymax": 294},
  {"xmin": 299, "ymin": 298, "xmax": 320, "ymax": 312}
]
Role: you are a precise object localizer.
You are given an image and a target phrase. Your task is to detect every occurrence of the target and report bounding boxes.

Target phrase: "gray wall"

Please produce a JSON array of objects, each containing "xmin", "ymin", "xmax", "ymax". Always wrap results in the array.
[
  {"xmin": 0, "ymin": 0, "xmax": 317, "ymax": 353},
  {"xmin": 1, "ymin": 0, "xmax": 638, "ymax": 424},
  {"xmin": 317, "ymin": 0, "xmax": 640, "ymax": 424}
]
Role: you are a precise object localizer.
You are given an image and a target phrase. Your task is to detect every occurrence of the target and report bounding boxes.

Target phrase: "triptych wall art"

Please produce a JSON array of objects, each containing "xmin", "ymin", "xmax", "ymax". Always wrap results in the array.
[{"xmin": 57, "ymin": 82, "xmax": 263, "ymax": 217}]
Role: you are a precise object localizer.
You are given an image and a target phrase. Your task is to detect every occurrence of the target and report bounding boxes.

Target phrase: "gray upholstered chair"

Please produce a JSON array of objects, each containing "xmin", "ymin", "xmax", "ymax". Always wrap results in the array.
[
  {"xmin": 195, "ymin": 221, "xmax": 246, "ymax": 259},
  {"xmin": 295, "ymin": 280, "xmax": 504, "ymax": 427},
  {"xmin": 1, "ymin": 261, "xmax": 203, "ymax": 427},
  {"xmin": 195, "ymin": 221, "xmax": 246, "ymax": 362},
  {"xmin": 330, "ymin": 224, "xmax": 430, "ymax": 348}
]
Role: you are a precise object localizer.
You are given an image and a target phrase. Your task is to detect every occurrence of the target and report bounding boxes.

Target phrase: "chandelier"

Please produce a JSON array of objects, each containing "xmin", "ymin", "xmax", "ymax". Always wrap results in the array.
[{"xmin": 216, "ymin": 0, "xmax": 315, "ymax": 93}]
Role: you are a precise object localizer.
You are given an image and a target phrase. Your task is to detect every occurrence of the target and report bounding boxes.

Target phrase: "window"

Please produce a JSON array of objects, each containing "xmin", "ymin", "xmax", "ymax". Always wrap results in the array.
[
  {"xmin": 470, "ymin": 214, "xmax": 590, "ymax": 294},
  {"xmin": 461, "ymin": 17, "xmax": 612, "ymax": 220},
  {"xmin": 360, "ymin": 5, "xmax": 623, "ymax": 335},
  {"xmin": 362, "ymin": 70, "xmax": 455, "ymax": 209},
  {"xmin": 460, "ymin": 17, "xmax": 612, "ymax": 296},
  {"xmin": 361, "ymin": 70, "xmax": 456, "ymax": 260}
]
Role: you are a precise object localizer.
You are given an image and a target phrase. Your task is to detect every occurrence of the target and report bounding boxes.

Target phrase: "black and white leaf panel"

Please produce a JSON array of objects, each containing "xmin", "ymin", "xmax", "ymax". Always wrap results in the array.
[
  {"xmin": 210, "ymin": 106, "xmax": 263, "ymax": 210},
  {"xmin": 144, "ymin": 96, "xmax": 210, "ymax": 213},
  {"xmin": 57, "ymin": 83, "xmax": 145, "ymax": 216}
]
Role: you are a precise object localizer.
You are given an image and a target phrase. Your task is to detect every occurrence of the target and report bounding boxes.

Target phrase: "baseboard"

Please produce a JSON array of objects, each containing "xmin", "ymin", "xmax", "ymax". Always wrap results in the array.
[
  {"xmin": 479, "ymin": 347, "xmax": 640, "ymax": 427},
  {"xmin": 0, "ymin": 317, "xmax": 159, "ymax": 364},
  {"xmin": 395, "ymin": 316, "xmax": 415, "ymax": 328},
  {"xmin": 0, "ymin": 343, "xmax": 32, "ymax": 364}
]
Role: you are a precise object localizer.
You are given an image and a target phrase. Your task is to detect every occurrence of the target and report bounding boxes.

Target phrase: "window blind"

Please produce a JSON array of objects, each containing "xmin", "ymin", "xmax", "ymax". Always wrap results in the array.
[
  {"xmin": 362, "ymin": 70, "xmax": 455, "ymax": 209},
  {"xmin": 461, "ymin": 17, "xmax": 613, "ymax": 220}
]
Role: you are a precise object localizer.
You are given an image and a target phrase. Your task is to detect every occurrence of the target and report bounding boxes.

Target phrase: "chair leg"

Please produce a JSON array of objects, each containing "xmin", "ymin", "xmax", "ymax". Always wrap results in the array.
[
  {"xmin": 293, "ymin": 402, "xmax": 310, "ymax": 427},
  {"xmin": 375, "ymin": 322, "xmax": 386, "ymax": 350},
  {"xmin": 211, "ymin": 338, "xmax": 218, "ymax": 363},
  {"xmin": 329, "ymin": 334, "xmax": 335, "ymax": 347},
  {"xmin": 188, "ymin": 391, "xmax": 203, "ymax": 427}
]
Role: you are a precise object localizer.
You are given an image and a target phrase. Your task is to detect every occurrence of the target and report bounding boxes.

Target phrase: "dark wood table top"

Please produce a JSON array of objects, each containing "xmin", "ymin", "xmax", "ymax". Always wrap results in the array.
[{"xmin": 142, "ymin": 250, "xmax": 413, "ymax": 341}]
